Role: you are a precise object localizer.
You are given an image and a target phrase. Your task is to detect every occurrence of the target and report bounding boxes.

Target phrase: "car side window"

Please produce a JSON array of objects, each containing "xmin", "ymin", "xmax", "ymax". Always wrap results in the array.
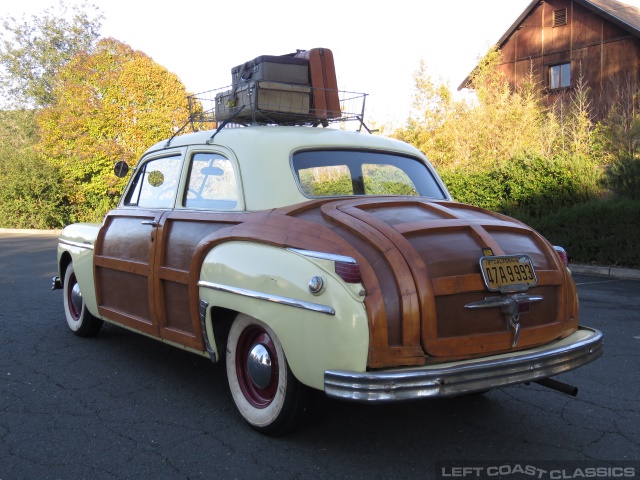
[
  {"xmin": 184, "ymin": 152, "xmax": 239, "ymax": 210},
  {"xmin": 124, "ymin": 155, "xmax": 182, "ymax": 208}
]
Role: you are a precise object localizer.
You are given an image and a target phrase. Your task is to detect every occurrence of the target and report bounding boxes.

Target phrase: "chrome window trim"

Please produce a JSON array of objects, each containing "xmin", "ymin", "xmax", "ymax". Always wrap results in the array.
[
  {"xmin": 198, "ymin": 280, "xmax": 335, "ymax": 316},
  {"xmin": 59, "ymin": 239, "xmax": 94, "ymax": 250},
  {"xmin": 181, "ymin": 150, "xmax": 244, "ymax": 211},
  {"xmin": 120, "ymin": 149, "xmax": 186, "ymax": 209},
  {"xmin": 287, "ymin": 248, "xmax": 357, "ymax": 265},
  {"xmin": 289, "ymin": 147, "xmax": 450, "ymax": 201}
]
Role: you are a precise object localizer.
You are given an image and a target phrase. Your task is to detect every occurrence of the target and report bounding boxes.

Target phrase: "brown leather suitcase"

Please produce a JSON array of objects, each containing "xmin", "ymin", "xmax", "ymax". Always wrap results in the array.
[{"xmin": 295, "ymin": 48, "xmax": 341, "ymax": 120}]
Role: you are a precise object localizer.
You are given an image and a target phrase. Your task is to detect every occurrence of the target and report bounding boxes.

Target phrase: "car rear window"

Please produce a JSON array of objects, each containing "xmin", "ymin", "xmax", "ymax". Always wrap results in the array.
[{"xmin": 292, "ymin": 150, "xmax": 446, "ymax": 199}]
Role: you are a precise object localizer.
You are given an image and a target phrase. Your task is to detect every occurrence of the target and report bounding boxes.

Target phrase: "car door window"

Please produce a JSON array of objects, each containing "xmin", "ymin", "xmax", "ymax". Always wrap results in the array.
[
  {"xmin": 124, "ymin": 155, "xmax": 182, "ymax": 208},
  {"xmin": 184, "ymin": 153, "xmax": 239, "ymax": 210}
]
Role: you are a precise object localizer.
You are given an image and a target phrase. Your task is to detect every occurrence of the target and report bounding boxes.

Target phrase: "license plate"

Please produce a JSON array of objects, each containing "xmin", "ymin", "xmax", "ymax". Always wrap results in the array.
[{"xmin": 479, "ymin": 255, "xmax": 538, "ymax": 292}]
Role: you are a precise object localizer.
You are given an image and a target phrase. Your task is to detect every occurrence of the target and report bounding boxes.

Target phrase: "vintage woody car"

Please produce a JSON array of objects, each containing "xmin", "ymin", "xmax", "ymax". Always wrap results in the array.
[{"xmin": 53, "ymin": 125, "xmax": 603, "ymax": 434}]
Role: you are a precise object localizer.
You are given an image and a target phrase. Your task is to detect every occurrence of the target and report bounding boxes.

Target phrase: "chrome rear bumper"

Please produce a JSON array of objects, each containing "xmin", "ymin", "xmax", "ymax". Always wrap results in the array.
[{"xmin": 324, "ymin": 327, "xmax": 603, "ymax": 402}]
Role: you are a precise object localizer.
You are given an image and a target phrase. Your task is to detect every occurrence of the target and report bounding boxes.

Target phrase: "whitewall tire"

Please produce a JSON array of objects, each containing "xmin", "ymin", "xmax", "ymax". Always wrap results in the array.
[
  {"xmin": 226, "ymin": 314, "xmax": 310, "ymax": 435},
  {"xmin": 63, "ymin": 263, "xmax": 103, "ymax": 337}
]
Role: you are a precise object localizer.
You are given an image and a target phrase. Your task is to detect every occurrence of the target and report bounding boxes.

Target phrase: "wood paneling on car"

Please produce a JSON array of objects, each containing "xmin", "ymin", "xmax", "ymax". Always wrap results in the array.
[{"xmin": 95, "ymin": 198, "xmax": 577, "ymax": 369}]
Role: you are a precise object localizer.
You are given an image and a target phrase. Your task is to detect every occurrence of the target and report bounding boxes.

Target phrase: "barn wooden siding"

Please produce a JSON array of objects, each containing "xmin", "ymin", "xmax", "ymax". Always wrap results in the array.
[{"xmin": 483, "ymin": 0, "xmax": 640, "ymax": 117}]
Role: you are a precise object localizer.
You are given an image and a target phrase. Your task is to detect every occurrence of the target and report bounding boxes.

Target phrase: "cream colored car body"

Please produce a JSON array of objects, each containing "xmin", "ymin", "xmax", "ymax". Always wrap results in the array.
[
  {"xmin": 56, "ymin": 127, "xmax": 441, "ymax": 390},
  {"xmin": 57, "ymin": 223, "xmax": 101, "ymax": 315},
  {"xmin": 56, "ymin": 125, "xmax": 603, "ymax": 409},
  {"xmin": 198, "ymin": 242, "xmax": 369, "ymax": 389}
]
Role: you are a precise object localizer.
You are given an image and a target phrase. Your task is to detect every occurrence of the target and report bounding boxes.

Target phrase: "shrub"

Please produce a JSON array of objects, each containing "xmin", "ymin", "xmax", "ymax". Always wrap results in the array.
[
  {"xmin": 496, "ymin": 153, "xmax": 602, "ymax": 216},
  {"xmin": 0, "ymin": 109, "xmax": 72, "ymax": 228},
  {"xmin": 0, "ymin": 149, "xmax": 71, "ymax": 229},
  {"xmin": 517, "ymin": 198, "xmax": 640, "ymax": 267},
  {"xmin": 605, "ymin": 156, "xmax": 640, "ymax": 200},
  {"xmin": 440, "ymin": 153, "xmax": 603, "ymax": 217},
  {"xmin": 438, "ymin": 169, "xmax": 503, "ymax": 211}
]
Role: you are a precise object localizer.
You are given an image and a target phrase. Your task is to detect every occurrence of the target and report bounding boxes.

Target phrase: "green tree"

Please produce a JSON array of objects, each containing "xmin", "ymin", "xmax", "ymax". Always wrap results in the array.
[
  {"xmin": 394, "ymin": 49, "xmax": 549, "ymax": 172},
  {"xmin": 0, "ymin": 110, "xmax": 70, "ymax": 228},
  {"xmin": 0, "ymin": 0, "xmax": 103, "ymax": 108},
  {"xmin": 394, "ymin": 59, "xmax": 470, "ymax": 169},
  {"xmin": 549, "ymin": 65, "xmax": 595, "ymax": 157},
  {"xmin": 392, "ymin": 50, "xmax": 606, "ymax": 219},
  {"xmin": 37, "ymin": 38, "xmax": 192, "ymax": 222}
]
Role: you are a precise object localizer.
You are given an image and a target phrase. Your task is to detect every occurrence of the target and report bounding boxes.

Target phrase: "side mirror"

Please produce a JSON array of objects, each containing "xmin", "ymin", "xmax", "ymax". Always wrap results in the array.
[{"xmin": 114, "ymin": 161, "xmax": 130, "ymax": 178}]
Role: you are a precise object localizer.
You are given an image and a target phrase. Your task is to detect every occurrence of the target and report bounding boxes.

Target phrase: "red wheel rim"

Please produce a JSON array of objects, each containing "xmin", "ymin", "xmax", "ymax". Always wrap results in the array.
[
  {"xmin": 235, "ymin": 325, "xmax": 279, "ymax": 408},
  {"xmin": 67, "ymin": 272, "xmax": 82, "ymax": 321}
]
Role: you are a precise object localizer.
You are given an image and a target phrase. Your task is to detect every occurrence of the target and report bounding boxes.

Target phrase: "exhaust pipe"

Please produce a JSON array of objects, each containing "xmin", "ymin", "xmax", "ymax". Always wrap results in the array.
[{"xmin": 533, "ymin": 377, "xmax": 579, "ymax": 397}]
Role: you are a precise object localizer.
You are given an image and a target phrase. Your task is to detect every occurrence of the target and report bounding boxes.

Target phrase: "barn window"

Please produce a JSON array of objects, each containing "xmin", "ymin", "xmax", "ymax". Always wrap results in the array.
[
  {"xmin": 549, "ymin": 63, "xmax": 571, "ymax": 89},
  {"xmin": 553, "ymin": 8, "xmax": 568, "ymax": 27}
]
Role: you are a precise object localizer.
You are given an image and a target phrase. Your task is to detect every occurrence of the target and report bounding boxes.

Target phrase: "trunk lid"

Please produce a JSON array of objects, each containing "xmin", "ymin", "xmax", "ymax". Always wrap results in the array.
[{"xmin": 289, "ymin": 197, "xmax": 579, "ymax": 368}]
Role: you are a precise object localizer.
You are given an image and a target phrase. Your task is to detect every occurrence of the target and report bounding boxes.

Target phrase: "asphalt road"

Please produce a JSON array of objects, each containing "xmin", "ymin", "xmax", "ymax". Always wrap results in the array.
[{"xmin": 1, "ymin": 231, "xmax": 639, "ymax": 480}]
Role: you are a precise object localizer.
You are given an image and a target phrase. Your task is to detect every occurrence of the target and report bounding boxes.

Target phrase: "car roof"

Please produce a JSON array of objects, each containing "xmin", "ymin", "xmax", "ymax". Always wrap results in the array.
[
  {"xmin": 144, "ymin": 125, "xmax": 425, "ymax": 158},
  {"xmin": 142, "ymin": 126, "xmax": 447, "ymax": 210}
]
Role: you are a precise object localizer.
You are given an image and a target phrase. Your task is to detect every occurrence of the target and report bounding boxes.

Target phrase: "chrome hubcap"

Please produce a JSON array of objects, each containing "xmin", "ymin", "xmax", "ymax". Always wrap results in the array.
[
  {"xmin": 71, "ymin": 283, "xmax": 83, "ymax": 313},
  {"xmin": 247, "ymin": 344, "xmax": 272, "ymax": 390}
]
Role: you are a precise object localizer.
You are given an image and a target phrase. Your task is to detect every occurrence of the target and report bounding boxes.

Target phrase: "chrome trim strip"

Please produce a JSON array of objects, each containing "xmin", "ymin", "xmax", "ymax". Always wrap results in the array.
[
  {"xmin": 198, "ymin": 300, "xmax": 216, "ymax": 363},
  {"xmin": 324, "ymin": 327, "xmax": 603, "ymax": 402},
  {"xmin": 465, "ymin": 294, "xmax": 543, "ymax": 310},
  {"xmin": 287, "ymin": 248, "xmax": 357, "ymax": 264},
  {"xmin": 59, "ymin": 239, "xmax": 94, "ymax": 250},
  {"xmin": 198, "ymin": 280, "xmax": 336, "ymax": 316}
]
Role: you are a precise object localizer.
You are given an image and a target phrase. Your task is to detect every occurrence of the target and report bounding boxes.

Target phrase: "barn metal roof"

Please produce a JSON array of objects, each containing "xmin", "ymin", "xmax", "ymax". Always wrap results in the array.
[{"xmin": 495, "ymin": 0, "xmax": 640, "ymax": 47}]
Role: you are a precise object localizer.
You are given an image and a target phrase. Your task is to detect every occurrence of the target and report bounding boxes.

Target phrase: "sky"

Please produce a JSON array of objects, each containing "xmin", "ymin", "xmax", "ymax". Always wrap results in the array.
[{"xmin": 3, "ymin": 0, "xmax": 640, "ymax": 126}]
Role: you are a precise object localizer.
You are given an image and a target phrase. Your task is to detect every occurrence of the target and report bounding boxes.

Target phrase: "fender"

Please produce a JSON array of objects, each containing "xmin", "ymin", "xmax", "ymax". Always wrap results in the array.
[
  {"xmin": 198, "ymin": 241, "xmax": 369, "ymax": 390},
  {"xmin": 57, "ymin": 223, "xmax": 102, "ymax": 317}
]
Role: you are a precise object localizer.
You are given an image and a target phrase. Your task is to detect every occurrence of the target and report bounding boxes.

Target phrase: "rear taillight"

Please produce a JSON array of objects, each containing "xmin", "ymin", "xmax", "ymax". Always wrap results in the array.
[
  {"xmin": 335, "ymin": 261, "xmax": 362, "ymax": 283},
  {"xmin": 553, "ymin": 246, "xmax": 569, "ymax": 267}
]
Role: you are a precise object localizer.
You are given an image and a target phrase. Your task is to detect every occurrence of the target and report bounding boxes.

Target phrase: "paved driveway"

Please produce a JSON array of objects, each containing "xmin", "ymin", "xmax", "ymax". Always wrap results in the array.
[{"xmin": 0, "ymin": 232, "xmax": 638, "ymax": 479}]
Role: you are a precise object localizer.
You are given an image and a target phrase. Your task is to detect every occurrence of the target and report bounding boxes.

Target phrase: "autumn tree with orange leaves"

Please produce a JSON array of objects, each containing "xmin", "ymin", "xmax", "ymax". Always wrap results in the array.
[{"xmin": 37, "ymin": 37, "xmax": 191, "ymax": 222}]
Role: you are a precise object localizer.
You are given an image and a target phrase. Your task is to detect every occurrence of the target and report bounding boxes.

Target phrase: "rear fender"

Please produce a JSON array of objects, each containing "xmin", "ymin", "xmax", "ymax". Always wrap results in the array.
[{"xmin": 198, "ymin": 241, "xmax": 370, "ymax": 390}]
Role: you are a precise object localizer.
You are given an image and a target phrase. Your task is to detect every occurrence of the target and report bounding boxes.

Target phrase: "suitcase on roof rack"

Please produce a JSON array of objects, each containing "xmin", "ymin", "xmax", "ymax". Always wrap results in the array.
[
  {"xmin": 231, "ymin": 55, "xmax": 309, "ymax": 86},
  {"xmin": 215, "ymin": 81, "xmax": 311, "ymax": 124},
  {"xmin": 295, "ymin": 48, "xmax": 341, "ymax": 120}
]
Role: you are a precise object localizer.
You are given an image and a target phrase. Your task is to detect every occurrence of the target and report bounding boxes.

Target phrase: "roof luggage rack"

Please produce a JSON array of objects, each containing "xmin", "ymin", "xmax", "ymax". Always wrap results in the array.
[{"xmin": 187, "ymin": 82, "xmax": 368, "ymax": 131}]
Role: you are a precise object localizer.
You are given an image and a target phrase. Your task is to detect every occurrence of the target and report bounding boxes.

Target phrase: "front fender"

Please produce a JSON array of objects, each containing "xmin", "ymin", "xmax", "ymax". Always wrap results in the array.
[
  {"xmin": 57, "ymin": 223, "xmax": 101, "ymax": 317},
  {"xmin": 198, "ymin": 241, "xmax": 370, "ymax": 390}
]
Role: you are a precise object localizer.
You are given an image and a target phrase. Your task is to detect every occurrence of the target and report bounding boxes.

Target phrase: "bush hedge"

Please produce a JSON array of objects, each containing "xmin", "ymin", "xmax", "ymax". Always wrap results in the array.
[
  {"xmin": 0, "ymin": 150, "xmax": 71, "ymax": 229},
  {"xmin": 439, "ymin": 153, "xmax": 602, "ymax": 216},
  {"xmin": 605, "ymin": 156, "xmax": 640, "ymax": 200},
  {"xmin": 440, "ymin": 154, "xmax": 640, "ymax": 267},
  {"xmin": 514, "ymin": 198, "xmax": 640, "ymax": 268},
  {"xmin": 0, "ymin": 110, "xmax": 73, "ymax": 228}
]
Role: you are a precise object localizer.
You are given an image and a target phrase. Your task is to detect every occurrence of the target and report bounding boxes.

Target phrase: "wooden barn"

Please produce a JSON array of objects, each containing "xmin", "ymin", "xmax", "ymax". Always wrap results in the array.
[{"xmin": 460, "ymin": 0, "xmax": 640, "ymax": 118}]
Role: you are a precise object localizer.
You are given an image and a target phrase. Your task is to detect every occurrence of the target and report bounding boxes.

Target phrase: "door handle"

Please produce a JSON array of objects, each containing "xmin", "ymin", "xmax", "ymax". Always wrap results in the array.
[{"xmin": 141, "ymin": 220, "xmax": 158, "ymax": 227}]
